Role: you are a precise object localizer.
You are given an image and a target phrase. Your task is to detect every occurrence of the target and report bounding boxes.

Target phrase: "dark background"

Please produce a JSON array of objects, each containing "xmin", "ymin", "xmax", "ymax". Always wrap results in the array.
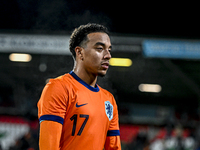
[{"xmin": 1, "ymin": 0, "xmax": 200, "ymax": 38}]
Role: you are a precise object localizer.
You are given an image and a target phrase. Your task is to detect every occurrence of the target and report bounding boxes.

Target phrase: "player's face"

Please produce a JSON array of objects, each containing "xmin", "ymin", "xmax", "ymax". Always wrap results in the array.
[{"xmin": 82, "ymin": 32, "xmax": 112, "ymax": 77}]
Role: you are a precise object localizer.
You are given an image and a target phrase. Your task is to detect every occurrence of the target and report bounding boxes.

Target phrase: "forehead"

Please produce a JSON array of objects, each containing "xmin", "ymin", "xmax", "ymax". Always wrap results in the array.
[{"xmin": 86, "ymin": 32, "xmax": 111, "ymax": 46}]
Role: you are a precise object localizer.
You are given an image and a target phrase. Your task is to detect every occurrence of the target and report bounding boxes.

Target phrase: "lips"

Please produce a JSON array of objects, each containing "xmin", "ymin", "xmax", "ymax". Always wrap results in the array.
[{"xmin": 101, "ymin": 62, "xmax": 109, "ymax": 69}]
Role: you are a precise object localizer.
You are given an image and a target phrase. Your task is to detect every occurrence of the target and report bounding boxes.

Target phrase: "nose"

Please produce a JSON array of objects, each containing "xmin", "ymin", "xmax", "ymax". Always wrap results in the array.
[{"xmin": 103, "ymin": 50, "xmax": 111, "ymax": 60}]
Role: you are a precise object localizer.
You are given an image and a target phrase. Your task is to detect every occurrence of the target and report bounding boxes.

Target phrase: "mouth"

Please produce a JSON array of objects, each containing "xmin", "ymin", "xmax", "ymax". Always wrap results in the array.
[{"xmin": 101, "ymin": 62, "xmax": 109, "ymax": 69}]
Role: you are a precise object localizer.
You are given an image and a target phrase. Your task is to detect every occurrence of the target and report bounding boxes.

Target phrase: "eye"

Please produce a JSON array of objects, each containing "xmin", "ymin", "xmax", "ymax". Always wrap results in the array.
[{"xmin": 96, "ymin": 47, "xmax": 104, "ymax": 51}]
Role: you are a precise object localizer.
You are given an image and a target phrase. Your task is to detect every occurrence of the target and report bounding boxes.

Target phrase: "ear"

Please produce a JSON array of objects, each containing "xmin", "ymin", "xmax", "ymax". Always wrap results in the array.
[{"xmin": 75, "ymin": 46, "xmax": 84, "ymax": 61}]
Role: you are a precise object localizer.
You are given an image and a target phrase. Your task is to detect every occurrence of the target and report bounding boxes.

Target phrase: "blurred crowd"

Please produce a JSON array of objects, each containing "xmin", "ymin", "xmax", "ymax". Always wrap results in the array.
[
  {"xmin": 2, "ymin": 117, "xmax": 200, "ymax": 150},
  {"xmin": 5, "ymin": 124, "xmax": 200, "ymax": 150},
  {"xmin": 123, "ymin": 124, "xmax": 200, "ymax": 150},
  {"xmin": 0, "ymin": 116, "xmax": 39, "ymax": 150},
  {"xmin": 8, "ymin": 129, "xmax": 39, "ymax": 150}
]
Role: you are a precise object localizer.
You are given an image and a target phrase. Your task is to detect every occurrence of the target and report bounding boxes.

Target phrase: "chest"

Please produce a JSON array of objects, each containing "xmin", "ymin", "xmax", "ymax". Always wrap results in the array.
[
  {"xmin": 66, "ymin": 90, "xmax": 113, "ymax": 123},
  {"xmin": 62, "ymin": 89, "xmax": 114, "ymax": 139},
  {"xmin": 74, "ymin": 91, "xmax": 104, "ymax": 115}
]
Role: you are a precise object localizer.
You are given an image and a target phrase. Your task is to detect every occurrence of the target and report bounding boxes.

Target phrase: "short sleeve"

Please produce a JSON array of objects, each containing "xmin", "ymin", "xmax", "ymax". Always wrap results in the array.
[
  {"xmin": 107, "ymin": 95, "xmax": 120, "ymax": 136},
  {"xmin": 37, "ymin": 79, "xmax": 68, "ymax": 125},
  {"xmin": 105, "ymin": 95, "xmax": 121, "ymax": 150}
]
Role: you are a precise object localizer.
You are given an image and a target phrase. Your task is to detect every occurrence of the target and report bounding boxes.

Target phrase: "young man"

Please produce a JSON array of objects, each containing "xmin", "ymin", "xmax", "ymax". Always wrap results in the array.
[{"xmin": 38, "ymin": 23, "xmax": 121, "ymax": 150}]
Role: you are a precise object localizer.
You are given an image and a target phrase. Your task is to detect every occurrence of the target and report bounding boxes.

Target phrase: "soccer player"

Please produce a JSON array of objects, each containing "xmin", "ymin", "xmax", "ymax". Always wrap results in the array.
[{"xmin": 38, "ymin": 23, "xmax": 121, "ymax": 150}]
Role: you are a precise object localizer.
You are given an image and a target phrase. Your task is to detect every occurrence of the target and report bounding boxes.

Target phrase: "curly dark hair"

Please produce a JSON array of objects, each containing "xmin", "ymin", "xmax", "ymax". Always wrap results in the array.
[{"xmin": 69, "ymin": 23, "xmax": 109, "ymax": 58}]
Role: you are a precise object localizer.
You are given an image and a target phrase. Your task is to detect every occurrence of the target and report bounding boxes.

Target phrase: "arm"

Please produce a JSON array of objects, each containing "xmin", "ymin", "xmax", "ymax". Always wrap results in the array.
[
  {"xmin": 39, "ymin": 121, "xmax": 62, "ymax": 150},
  {"xmin": 38, "ymin": 79, "xmax": 67, "ymax": 149},
  {"xmin": 105, "ymin": 96, "xmax": 121, "ymax": 150},
  {"xmin": 105, "ymin": 136, "xmax": 121, "ymax": 150}
]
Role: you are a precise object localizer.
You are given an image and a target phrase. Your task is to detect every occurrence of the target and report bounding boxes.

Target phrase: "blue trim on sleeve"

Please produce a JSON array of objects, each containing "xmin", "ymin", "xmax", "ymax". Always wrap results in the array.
[
  {"xmin": 69, "ymin": 71, "xmax": 99, "ymax": 92},
  {"xmin": 107, "ymin": 130, "xmax": 120, "ymax": 136},
  {"xmin": 39, "ymin": 115, "xmax": 64, "ymax": 125}
]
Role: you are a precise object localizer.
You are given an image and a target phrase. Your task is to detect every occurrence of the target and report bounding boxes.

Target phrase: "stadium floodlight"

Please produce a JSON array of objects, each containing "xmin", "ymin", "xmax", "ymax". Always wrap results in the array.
[
  {"xmin": 138, "ymin": 84, "xmax": 162, "ymax": 93},
  {"xmin": 9, "ymin": 53, "xmax": 32, "ymax": 62},
  {"xmin": 109, "ymin": 58, "xmax": 132, "ymax": 67}
]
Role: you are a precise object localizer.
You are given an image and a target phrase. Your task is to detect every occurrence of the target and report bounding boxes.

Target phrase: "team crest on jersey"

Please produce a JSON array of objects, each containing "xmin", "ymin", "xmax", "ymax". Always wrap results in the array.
[{"xmin": 105, "ymin": 101, "xmax": 113, "ymax": 121}]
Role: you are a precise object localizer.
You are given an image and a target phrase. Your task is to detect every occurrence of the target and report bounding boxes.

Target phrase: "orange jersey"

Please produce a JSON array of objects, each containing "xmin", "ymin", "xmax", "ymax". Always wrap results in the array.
[{"xmin": 38, "ymin": 71, "xmax": 121, "ymax": 150}]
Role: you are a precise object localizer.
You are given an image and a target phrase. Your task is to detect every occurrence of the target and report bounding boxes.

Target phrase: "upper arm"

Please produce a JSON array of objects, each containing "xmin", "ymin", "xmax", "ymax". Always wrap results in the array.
[
  {"xmin": 105, "ymin": 96, "xmax": 121, "ymax": 150},
  {"xmin": 38, "ymin": 79, "xmax": 68, "ymax": 121},
  {"xmin": 38, "ymin": 79, "xmax": 68, "ymax": 149},
  {"xmin": 107, "ymin": 96, "xmax": 120, "ymax": 134}
]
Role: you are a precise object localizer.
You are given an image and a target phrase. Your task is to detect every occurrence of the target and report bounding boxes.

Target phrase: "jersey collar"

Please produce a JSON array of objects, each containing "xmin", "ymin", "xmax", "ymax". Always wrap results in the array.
[{"xmin": 69, "ymin": 71, "xmax": 100, "ymax": 92}]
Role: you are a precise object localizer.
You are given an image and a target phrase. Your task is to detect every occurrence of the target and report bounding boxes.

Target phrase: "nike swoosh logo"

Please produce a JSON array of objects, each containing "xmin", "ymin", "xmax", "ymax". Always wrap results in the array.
[{"xmin": 76, "ymin": 102, "xmax": 88, "ymax": 108}]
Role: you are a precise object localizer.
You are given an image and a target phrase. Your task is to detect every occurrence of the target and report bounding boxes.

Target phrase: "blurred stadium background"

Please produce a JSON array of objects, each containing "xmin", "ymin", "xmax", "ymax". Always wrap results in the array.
[{"xmin": 1, "ymin": 0, "xmax": 200, "ymax": 150}]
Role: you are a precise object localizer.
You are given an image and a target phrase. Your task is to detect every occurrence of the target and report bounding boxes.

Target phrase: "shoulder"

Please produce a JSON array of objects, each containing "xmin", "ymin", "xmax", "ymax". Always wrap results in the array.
[
  {"xmin": 38, "ymin": 74, "xmax": 72, "ymax": 119},
  {"xmin": 99, "ymin": 86, "xmax": 117, "ymax": 104},
  {"xmin": 41, "ymin": 73, "xmax": 74, "ymax": 97},
  {"xmin": 38, "ymin": 74, "xmax": 73, "ymax": 106},
  {"xmin": 47, "ymin": 73, "xmax": 73, "ymax": 89},
  {"xmin": 44, "ymin": 75, "xmax": 64, "ymax": 92},
  {"xmin": 99, "ymin": 86, "xmax": 113, "ymax": 97}
]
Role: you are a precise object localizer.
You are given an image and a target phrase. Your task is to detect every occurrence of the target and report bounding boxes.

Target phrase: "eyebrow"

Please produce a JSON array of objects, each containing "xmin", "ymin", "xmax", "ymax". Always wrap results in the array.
[{"xmin": 94, "ymin": 42, "xmax": 112, "ymax": 49}]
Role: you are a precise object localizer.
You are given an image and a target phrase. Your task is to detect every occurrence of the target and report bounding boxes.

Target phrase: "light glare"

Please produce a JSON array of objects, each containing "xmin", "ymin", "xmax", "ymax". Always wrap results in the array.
[
  {"xmin": 139, "ymin": 84, "xmax": 162, "ymax": 93},
  {"xmin": 110, "ymin": 58, "xmax": 132, "ymax": 67},
  {"xmin": 9, "ymin": 53, "xmax": 32, "ymax": 62}
]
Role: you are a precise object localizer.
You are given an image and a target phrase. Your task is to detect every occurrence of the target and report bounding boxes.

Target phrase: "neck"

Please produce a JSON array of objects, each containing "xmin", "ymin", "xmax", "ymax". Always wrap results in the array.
[{"xmin": 73, "ymin": 66, "xmax": 97, "ymax": 88}]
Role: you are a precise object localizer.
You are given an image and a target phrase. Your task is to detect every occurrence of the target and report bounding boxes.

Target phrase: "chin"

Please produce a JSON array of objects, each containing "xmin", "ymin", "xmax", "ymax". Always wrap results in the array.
[
  {"xmin": 97, "ymin": 70, "xmax": 107, "ymax": 77},
  {"xmin": 98, "ymin": 73, "xmax": 106, "ymax": 77}
]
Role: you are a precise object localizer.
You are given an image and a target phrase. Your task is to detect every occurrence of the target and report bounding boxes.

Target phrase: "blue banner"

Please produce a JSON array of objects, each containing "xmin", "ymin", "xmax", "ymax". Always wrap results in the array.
[{"xmin": 143, "ymin": 40, "xmax": 200, "ymax": 59}]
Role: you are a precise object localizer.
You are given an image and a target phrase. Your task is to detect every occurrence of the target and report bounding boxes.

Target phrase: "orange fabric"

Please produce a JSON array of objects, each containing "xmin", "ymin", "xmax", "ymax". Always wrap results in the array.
[
  {"xmin": 38, "ymin": 73, "xmax": 121, "ymax": 150},
  {"xmin": 105, "ymin": 136, "xmax": 121, "ymax": 150},
  {"xmin": 39, "ymin": 121, "xmax": 62, "ymax": 150}
]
